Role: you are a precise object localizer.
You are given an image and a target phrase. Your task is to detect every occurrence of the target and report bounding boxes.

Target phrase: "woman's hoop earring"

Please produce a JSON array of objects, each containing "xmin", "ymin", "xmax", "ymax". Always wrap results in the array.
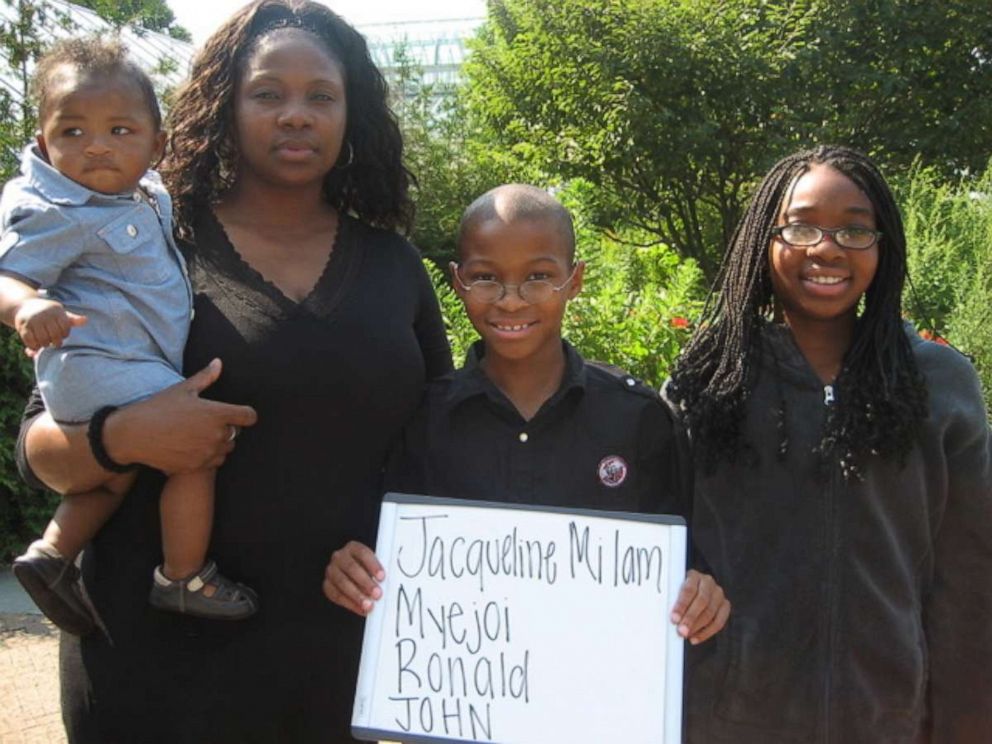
[{"xmin": 338, "ymin": 141, "xmax": 354, "ymax": 169}]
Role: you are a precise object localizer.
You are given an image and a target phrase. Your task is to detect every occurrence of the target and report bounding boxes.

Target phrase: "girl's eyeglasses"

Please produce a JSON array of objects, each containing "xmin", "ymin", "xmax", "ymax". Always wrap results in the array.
[{"xmin": 772, "ymin": 224, "xmax": 882, "ymax": 251}]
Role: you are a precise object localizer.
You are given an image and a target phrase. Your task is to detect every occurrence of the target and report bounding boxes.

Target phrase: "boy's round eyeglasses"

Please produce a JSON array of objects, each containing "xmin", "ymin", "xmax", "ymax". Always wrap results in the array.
[
  {"xmin": 450, "ymin": 262, "xmax": 578, "ymax": 304},
  {"xmin": 772, "ymin": 224, "xmax": 882, "ymax": 251}
]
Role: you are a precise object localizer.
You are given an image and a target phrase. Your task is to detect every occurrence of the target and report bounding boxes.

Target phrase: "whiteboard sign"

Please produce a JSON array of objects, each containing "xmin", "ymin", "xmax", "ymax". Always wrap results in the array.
[{"xmin": 352, "ymin": 493, "xmax": 687, "ymax": 744}]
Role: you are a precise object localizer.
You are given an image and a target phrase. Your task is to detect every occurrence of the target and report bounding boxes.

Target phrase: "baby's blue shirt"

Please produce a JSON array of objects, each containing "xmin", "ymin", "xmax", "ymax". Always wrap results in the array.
[{"xmin": 0, "ymin": 144, "xmax": 192, "ymax": 373}]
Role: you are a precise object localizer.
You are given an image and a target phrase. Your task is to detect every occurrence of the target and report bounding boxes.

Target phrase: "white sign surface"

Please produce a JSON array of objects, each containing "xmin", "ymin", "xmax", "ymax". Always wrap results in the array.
[{"xmin": 352, "ymin": 493, "xmax": 687, "ymax": 744}]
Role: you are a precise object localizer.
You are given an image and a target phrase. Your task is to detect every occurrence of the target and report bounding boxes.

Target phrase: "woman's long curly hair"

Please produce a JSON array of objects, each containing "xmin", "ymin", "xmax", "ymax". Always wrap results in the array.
[
  {"xmin": 668, "ymin": 145, "xmax": 928, "ymax": 481},
  {"xmin": 161, "ymin": 0, "xmax": 413, "ymax": 239}
]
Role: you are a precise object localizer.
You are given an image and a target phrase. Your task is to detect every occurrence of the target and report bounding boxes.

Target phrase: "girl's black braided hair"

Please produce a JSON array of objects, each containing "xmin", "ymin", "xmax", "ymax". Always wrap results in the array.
[{"xmin": 667, "ymin": 145, "xmax": 928, "ymax": 481}]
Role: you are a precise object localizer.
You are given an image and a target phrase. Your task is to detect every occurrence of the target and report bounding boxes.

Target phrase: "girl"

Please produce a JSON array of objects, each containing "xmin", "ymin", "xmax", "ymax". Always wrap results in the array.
[{"xmin": 666, "ymin": 145, "xmax": 992, "ymax": 743}]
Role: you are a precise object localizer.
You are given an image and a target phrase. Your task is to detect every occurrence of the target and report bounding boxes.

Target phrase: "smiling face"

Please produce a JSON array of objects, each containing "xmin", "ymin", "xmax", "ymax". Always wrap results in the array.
[
  {"xmin": 769, "ymin": 163, "xmax": 879, "ymax": 333},
  {"xmin": 36, "ymin": 67, "xmax": 164, "ymax": 195},
  {"xmin": 454, "ymin": 215, "xmax": 583, "ymax": 366},
  {"xmin": 233, "ymin": 27, "xmax": 347, "ymax": 194}
]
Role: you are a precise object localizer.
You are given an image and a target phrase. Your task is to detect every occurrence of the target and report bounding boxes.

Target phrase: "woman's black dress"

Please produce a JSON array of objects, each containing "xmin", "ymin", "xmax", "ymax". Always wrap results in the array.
[{"xmin": 19, "ymin": 210, "xmax": 453, "ymax": 743}]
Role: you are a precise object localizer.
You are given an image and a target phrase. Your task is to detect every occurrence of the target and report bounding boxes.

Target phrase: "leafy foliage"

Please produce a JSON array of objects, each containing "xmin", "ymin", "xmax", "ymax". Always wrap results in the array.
[
  {"xmin": 901, "ymin": 160, "xmax": 992, "ymax": 412},
  {"xmin": 561, "ymin": 184, "xmax": 706, "ymax": 387},
  {"xmin": 0, "ymin": 0, "xmax": 50, "ymax": 162},
  {"xmin": 390, "ymin": 42, "xmax": 536, "ymax": 264},
  {"xmin": 0, "ymin": 328, "xmax": 55, "ymax": 563},
  {"xmin": 465, "ymin": 0, "xmax": 992, "ymax": 274},
  {"xmin": 422, "ymin": 258, "xmax": 478, "ymax": 365},
  {"xmin": 0, "ymin": 0, "xmax": 56, "ymax": 561},
  {"xmin": 73, "ymin": 0, "xmax": 191, "ymax": 40},
  {"xmin": 563, "ymin": 235, "xmax": 703, "ymax": 387}
]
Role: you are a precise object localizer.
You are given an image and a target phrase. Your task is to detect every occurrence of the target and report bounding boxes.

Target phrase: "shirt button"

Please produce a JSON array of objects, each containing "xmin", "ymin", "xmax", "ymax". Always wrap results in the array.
[
  {"xmin": 625, "ymin": 377, "xmax": 636, "ymax": 387},
  {"xmin": 126, "ymin": 224, "xmax": 138, "ymax": 237},
  {"xmin": 518, "ymin": 432, "xmax": 529, "ymax": 443}
]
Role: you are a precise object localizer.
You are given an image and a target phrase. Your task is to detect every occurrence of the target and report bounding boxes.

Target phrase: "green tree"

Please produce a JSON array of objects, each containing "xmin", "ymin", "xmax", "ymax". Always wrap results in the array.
[
  {"xmin": 0, "ymin": 0, "xmax": 59, "ymax": 561},
  {"xmin": 74, "ymin": 0, "xmax": 191, "ymax": 41},
  {"xmin": 388, "ymin": 42, "xmax": 531, "ymax": 264},
  {"xmin": 0, "ymin": 0, "xmax": 52, "ymax": 166},
  {"xmin": 466, "ymin": 0, "xmax": 992, "ymax": 274},
  {"xmin": 901, "ymin": 160, "xmax": 992, "ymax": 413}
]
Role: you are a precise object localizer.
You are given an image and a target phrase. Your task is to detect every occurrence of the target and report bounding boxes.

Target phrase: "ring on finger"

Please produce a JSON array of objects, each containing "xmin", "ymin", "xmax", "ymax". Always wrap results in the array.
[{"xmin": 227, "ymin": 425, "xmax": 240, "ymax": 442}]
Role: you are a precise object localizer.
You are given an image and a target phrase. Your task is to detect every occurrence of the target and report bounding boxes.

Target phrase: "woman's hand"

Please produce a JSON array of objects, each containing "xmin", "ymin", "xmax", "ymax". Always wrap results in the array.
[
  {"xmin": 670, "ymin": 568, "xmax": 731, "ymax": 645},
  {"xmin": 323, "ymin": 541, "xmax": 384, "ymax": 617},
  {"xmin": 24, "ymin": 359, "xmax": 257, "ymax": 494},
  {"xmin": 104, "ymin": 359, "xmax": 257, "ymax": 474}
]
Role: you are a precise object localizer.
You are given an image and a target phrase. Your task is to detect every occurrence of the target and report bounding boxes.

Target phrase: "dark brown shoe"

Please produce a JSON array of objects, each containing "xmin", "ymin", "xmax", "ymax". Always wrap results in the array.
[{"xmin": 12, "ymin": 540, "xmax": 96, "ymax": 636}]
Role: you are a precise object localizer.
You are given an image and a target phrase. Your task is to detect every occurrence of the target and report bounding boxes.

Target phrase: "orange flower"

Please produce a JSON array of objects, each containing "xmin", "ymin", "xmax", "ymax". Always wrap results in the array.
[
  {"xmin": 670, "ymin": 316, "xmax": 689, "ymax": 329},
  {"xmin": 919, "ymin": 328, "xmax": 949, "ymax": 346}
]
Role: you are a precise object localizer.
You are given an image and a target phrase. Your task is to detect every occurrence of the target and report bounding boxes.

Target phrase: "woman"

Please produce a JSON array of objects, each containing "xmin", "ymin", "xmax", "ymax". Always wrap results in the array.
[
  {"xmin": 17, "ymin": 2, "xmax": 452, "ymax": 741},
  {"xmin": 666, "ymin": 145, "xmax": 992, "ymax": 742}
]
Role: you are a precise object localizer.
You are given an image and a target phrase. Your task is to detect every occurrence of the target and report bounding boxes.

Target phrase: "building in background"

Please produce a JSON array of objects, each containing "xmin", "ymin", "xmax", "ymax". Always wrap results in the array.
[
  {"xmin": 0, "ymin": 0, "xmax": 194, "ymax": 109},
  {"xmin": 0, "ymin": 2, "xmax": 481, "ymax": 170},
  {"xmin": 363, "ymin": 16, "xmax": 481, "ymax": 89},
  {"xmin": 2, "ymin": 2, "xmax": 481, "ymax": 109}
]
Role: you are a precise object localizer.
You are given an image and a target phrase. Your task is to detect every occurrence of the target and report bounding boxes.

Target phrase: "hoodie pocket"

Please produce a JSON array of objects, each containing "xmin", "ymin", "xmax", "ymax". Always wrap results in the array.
[{"xmin": 715, "ymin": 614, "xmax": 820, "ymax": 735}]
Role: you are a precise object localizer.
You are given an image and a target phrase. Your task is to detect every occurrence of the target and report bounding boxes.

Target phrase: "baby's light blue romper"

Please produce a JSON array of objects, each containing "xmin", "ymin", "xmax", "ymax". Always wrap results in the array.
[{"xmin": 0, "ymin": 144, "xmax": 193, "ymax": 423}]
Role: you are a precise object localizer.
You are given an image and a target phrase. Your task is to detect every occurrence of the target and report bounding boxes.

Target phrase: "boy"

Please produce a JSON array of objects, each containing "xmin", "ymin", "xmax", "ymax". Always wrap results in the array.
[
  {"xmin": 0, "ymin": 38, "xmax": 256, "ymax": 634},
  {"xmin": 324, "ymin": 184, "xmax": 729, "ymax": 644}
]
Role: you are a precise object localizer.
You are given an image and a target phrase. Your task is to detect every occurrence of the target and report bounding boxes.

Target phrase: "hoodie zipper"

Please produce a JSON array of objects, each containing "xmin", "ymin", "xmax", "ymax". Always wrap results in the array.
[{"xmin": 822, "ymin": 382, "xmax": 838, "ymax": 741}]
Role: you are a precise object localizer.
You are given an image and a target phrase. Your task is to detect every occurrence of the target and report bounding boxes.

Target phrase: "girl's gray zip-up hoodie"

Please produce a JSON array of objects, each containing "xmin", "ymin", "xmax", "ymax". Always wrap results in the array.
[{"xmin": 673, "ymin": 323, "xmax": 992, "ymax": 744}]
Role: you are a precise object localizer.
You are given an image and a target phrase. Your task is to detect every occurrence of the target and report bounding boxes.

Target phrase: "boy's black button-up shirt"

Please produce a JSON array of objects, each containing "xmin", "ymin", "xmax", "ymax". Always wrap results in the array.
[{"xmin": 387, "ymin": 341, "xmax": 690, "ymax": 517}]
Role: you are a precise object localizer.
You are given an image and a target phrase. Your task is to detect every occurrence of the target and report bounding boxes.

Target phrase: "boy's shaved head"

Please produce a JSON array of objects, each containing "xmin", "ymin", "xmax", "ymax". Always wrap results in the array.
[{"xmin": 458, "ymin": 184, "xmax": 575, "ymax": 261}]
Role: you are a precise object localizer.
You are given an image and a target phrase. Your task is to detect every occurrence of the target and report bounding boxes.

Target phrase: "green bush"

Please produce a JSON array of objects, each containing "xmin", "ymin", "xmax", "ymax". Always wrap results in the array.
[
  {"xmin": 423, "ymin": 258, "xmax": 478, "ymax": 365},
  {"xmin": 0, "ymin": 327, "xmax": 56, "ymax": 563},
  {"xmin": 564, "ymin": 235, "xmax": 704, "ymax": 389},
  {"xmin": 901, "ymin": 161, "xmax": 992, "ymax": 413}
]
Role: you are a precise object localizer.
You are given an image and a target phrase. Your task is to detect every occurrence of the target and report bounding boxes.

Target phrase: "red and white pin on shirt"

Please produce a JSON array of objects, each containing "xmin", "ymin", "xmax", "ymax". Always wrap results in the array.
[{"xmin": 597, "ymin": 455, "xmax": 628, "ymax": 488}]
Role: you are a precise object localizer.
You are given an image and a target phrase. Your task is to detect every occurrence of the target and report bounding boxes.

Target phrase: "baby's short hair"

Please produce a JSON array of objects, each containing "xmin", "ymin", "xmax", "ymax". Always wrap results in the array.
[
  {"xmin": 32, "ymin": 36, "xmax": 161, "ymax": 129},
  {"xmin": 458, "ymin": 184, "xmax": 576, "ymax": 262}
]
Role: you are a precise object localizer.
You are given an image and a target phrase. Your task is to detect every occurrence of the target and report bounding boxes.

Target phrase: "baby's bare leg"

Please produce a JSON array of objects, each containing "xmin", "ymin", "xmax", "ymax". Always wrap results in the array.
[
  {"xmin": 159, "ymin": 468, "xmax": 217, "ymax": 581},
  {"xmin": 43, "ymin": 471, "xmax": 136, "ymax": 559},
  {"xmin": 151, "ymin": 469, "xmax": 257, "ymax": 618},
  {"xmin": 22, "ymin": 473, "xmax": 134, "ymax": 635}
]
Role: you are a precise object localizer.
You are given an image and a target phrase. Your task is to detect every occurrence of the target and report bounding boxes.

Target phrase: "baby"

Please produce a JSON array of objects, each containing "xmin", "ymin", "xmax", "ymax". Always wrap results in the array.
[{"xmin": 0, "ymin": 37, "xmax": 256, "ymax": 634}]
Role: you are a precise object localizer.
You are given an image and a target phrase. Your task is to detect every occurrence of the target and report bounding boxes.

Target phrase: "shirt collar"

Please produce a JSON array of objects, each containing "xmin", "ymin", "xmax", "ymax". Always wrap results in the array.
[
  {"xmin": 446, "ymin": 339, "xmax": 588, "ymax": 412},
  {"xmin": 20, "ymin": 143, "xmax": 138, "ymax": 206}
]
